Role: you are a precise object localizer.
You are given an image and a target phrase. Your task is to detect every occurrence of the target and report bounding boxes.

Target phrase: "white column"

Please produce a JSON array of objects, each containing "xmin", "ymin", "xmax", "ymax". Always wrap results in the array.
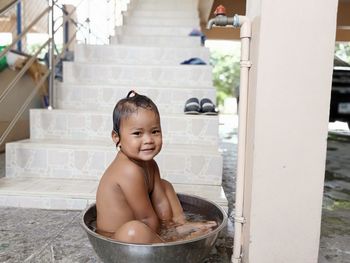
[{"xmin": 241, "ymin": 0, "xmax": 339, "ymax": 262}]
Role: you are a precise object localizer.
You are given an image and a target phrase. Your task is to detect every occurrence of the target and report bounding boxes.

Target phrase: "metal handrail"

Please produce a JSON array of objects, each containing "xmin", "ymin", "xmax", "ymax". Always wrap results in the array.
[
  {"xmin": 54, "ymin": 31, "xmax": 77, "ymax": 68},
  {"xmin": 0, "ymin": 68, "xmax": 51, "ymax": 146},
  {"xmin": 54, "ymin": 2, "xmax": 109, "ymax": 45},
  {"xmin": 53, "ymin": 2, "xmax": 80, "ymax": 34},
  {"xmin": 0, "ymin": 1, "xmax": 55, "ymax": 144},
  {"xmin": 0, "ymin": 6, "xmax": 50, "ymax": 60},
  {"xmin": 0, "ymin": 38, "xmax": 51, "ymax": 105},
  {"xmin": 0, "ymin": 0, "xmax": 19, "ymax": 16},
  {"xmin": 0, "ymin": 0, "xmax": 118, "ymax": 146}
]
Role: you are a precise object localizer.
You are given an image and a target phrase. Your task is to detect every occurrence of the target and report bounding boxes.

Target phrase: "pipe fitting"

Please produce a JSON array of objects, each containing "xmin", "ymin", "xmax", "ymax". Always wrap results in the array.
[
  {"xmin": 206, "ymin": 15, "xmax": 234, "ymax": 29},
  {"xmin": 233, "ymin": 14, "xmax": 240, "ymax": 28},
  {"xmin": 206, "ymin": 18, "xmax": 215, "ymax": 29},
  {"xmin": 233, "ymin": 15, "xmax": 252, "ymax": 38}
]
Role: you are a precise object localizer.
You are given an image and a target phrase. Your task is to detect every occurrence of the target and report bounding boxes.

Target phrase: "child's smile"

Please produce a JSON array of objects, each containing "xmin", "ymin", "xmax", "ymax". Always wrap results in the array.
[{"xmin": 116, "ymin": 108, "xmax": 162, "ymax": 161}]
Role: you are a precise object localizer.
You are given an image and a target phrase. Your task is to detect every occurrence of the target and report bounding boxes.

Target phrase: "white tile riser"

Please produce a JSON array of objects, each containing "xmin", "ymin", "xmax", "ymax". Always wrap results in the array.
[
  {"xmin": 0, "ymin": 195, "xmax": 93, "ymax": 210},
  {"xmin": 134, "ymin": 4, "xmax": 198, "ymax": 11},
  {"xmin": 116, "ymin": 25, "xmax": 195, "ymax": 37},
  {"xmin": 6, "ymin": 143, "xmax": 223, "ymax": 185},
  {"xmin": 74, "ymin": 45, "xmax": 210, "ymax": 65},
  {"xmin": 111, "ymin": 35, "xmax": 202, "ymax": 48},
  {"xmin": 30, "ymin": 110, "xmax": 219, "ymax": 146},
  {"xmin": 123, "ymin": 16, "xmax": 200, "ymax": 27},
  {"xmin": 63, "ymin": 63, "xmax": 212, "ymax": 87},
  {"xmin": 55, "ymin": 84, "xmax": 216, "ymax": 114},
  {"xmin": 127, "ymin": 10, "xmax": 199, "ymax": 18}
]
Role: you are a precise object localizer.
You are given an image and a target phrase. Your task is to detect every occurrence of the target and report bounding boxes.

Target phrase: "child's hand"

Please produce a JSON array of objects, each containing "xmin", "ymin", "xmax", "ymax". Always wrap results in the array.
[
  {"xmin": 172, "ymin": 214, "xmax": 186, "ymax": 225},
  {"xmin": 175, "ymin": 221, "xmax": 217, "ymax": 235}
]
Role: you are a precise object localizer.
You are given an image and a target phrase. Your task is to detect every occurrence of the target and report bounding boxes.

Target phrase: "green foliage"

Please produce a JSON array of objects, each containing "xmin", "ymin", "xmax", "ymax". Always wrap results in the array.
[
  {"xmin": 335, "ymin": 42, "xmax": 350, "ymax": 64},
  {"xmin": 210, "ymin": 50, "xmax": 240, "ymax": 106}
]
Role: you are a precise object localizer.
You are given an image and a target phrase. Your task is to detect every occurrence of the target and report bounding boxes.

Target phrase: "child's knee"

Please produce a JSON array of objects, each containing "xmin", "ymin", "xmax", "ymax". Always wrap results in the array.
[
  {"xmin": 161, "ymin": 179, "xmax": 174, "ymax": 192},
  {"xmin": 117, "ymin": 220, "xmax": 144, "ymax": 237},
  {"xmin": 113, "ymin": 220, "xmax": 153, "ymax": 243}
]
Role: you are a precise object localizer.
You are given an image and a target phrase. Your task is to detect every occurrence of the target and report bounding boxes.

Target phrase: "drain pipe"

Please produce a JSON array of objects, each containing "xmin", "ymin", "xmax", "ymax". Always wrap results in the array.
[{"xmin": 207, "ymin": 5, "xmax": 252, "ymax": 263}]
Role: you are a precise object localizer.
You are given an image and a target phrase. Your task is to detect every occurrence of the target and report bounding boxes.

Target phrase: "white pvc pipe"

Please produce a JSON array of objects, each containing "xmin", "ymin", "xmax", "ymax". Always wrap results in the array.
[{"xmin": 232, "ymin": 15, "xmax": 251, "ymax": 263}]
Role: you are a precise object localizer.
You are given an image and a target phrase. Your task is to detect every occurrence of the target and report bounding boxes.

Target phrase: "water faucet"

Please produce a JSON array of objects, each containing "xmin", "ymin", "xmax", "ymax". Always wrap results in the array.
[{"xmin": 206, "ymin": 5, "xmax": 240, "ymax": 29}]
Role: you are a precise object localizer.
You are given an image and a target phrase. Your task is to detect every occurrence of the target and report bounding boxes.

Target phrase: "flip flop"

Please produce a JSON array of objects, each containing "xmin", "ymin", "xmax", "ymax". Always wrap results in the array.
[
  {"xmin": 200, "ymin": 98, "xmax": 218, "ymax": 115},
  {"xmin": 184, "ymin": 98, "xmax": 200, "ymax": 114},
  {"xmin": 180, "ymin": 57, "xmax": 206, "ymax": 65}
]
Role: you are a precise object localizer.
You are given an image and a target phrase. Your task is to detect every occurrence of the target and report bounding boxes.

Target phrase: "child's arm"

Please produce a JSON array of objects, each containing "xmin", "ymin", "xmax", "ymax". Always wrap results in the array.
[
  {"xmin": 119, "ymin": 165, "xmax": 160, "ymax": 232},
  {"xmin": 150, "ymin": 161, "xmax": 185, "ymax": 224}
]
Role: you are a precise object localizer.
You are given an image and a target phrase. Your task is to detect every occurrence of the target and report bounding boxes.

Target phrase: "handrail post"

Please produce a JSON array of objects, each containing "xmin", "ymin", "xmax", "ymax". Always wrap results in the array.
[
  {"xmin": 48, "ymin": 0, "xmax": 55, "ymax": 109},
  {"xmin": 16, "ymin": 1, "xmax": 22, "ymax": 52}
]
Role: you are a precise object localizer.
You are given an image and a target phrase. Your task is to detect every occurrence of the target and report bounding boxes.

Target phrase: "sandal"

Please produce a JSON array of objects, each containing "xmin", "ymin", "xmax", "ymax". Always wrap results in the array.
[
  {"xmin": 200, "ymin": 98, "xmax": 218, "ymax": 115},
  {"xmin": 180, "ymin": 57, "xmax": 206, "ymax": 65},
  {"xmin": 184, "ymin": 98, "xmax": 200, "ymax": 114}
]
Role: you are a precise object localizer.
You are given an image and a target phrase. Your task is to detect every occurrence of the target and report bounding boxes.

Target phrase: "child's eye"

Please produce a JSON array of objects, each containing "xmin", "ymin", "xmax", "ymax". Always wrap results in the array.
[
  {"xmin": 132, "ymin": 132, "xmax": 141, "ymax": 136},
  {"xmin": 152, "ymin": 130, "xmax": 161, "ymax": 134}
]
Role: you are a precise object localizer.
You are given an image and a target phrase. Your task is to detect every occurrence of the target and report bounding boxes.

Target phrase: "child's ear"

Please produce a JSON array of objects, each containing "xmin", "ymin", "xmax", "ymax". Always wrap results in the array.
[{"xmin": 111, "ymin": 131, "xmax": 120, "ymax": 145}]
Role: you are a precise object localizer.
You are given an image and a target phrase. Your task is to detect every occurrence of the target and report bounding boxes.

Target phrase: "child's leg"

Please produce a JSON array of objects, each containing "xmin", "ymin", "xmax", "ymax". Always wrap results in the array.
[
  {"xmin": 112, "ymin": 220, "xmax": 164, "ymax": 244},
  {"xmin": 161, "ymin": 179, "xmax": 186, "ymax": 224},
  {"xmin": 160, "ymin": 179, "xmax": 217, "ymax": 239}
]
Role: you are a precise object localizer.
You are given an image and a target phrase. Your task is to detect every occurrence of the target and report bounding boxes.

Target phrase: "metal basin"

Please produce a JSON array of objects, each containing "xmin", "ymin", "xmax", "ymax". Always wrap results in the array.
[{"xmin": 81, "ymin": 193, "xmax": 228, "ymax": 263}]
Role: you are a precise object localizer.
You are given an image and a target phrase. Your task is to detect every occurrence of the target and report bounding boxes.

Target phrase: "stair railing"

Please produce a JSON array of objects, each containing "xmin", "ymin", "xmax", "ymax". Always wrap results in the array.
[
  {"xmin": 0, "ymin": 0, "xmax": 130, "ymax": 146},
  {"xmin": 0, "ymin": 0, "xmax": 88, "ymax": 146}
]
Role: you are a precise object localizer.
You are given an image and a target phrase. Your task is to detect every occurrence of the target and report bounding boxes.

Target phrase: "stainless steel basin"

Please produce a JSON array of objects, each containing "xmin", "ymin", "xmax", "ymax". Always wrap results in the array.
[{"xmin": 81, "ymin": 193, "xmax": 228, "ymax": 263}]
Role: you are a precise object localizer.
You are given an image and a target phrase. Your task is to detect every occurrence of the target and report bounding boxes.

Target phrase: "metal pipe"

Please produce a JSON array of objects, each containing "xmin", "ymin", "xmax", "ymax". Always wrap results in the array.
[
  {"xmin": 63, "ymin": 5, "xmax": 69, "ymax": 50},
  {"xmin": 207, "ymin": 18, "xmax": 215, "ymax": 29},
  {"xmin": 206, "ymin": 16, "xmax": 234, "ymax": 29},
  {"xmin": 16, "ymin": 1, "xmax": 22, "ymax": 52},
  {"xmin": 206, "ymin": 7, "xmax": 252, "ymax": 263},
  {"xmin": 231, "ymin": 15, "xmax": 252, "ymax": 263},
  {"xmin": 48, "ymin": 0, "xmax": 54, "ymax": 110}
]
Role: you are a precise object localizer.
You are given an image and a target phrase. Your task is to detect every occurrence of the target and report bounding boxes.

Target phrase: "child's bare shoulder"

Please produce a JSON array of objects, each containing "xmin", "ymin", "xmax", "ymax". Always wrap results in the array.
[{"xmin": 103, "ymin": 157, "xmax": 143, "ymax": 183}]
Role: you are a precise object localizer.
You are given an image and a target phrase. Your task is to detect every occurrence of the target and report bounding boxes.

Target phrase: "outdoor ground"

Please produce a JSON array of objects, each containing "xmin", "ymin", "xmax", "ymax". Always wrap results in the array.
[{"xmin": 0, "ymin": 115, "xmax": 349, "ymax": 262}]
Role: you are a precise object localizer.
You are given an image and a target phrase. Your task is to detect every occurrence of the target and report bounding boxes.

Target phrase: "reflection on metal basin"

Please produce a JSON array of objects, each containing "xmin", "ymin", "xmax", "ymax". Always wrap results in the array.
[{"xmin": 81, "ymin": 193, "xmax": 228, "ymax": 263}]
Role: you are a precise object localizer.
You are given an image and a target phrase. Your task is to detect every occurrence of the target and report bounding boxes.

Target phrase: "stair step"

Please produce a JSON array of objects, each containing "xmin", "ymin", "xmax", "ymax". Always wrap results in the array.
[
  {"xmin": 115, "ymin": 25, "xmax": 195, "ymax": 37},
  {"xmin": 63, "ymin": 62, "xmax": 212, "ymax": 87},
  {"xmin": 134, "ymin": 3, "xmax": 197, "ymax": 12},
  {"xmin": 74, "ymin": 44, "xmax": 209, "ymax": 65},
  {"xmin": 111, "ymin": 35, "xmax": 202, "ymax": 47},
  {"xmin": 30, "ymin": 109, "xmax": 219, "ymax": 146},
  {"xmin": 6, "ymin": 140, "xmax": 223, "ymax": 185},
  {"xmin": 0, "ymin": 177, "xmax": 227, "ymax": 210},
  {"xmin": 55, "ymin": 83, "xmax": 216, "ymax": 114},
  {"xmin": 123, "ymin": 16, "xmax": 200, "ymax": 27},
  {"xmin": 127, "ymin": 10, "xmax": 199, "ymax": 19},
  {"xmin": 1, "ymin": 0, "xmax": 228, "ymax": 212}
]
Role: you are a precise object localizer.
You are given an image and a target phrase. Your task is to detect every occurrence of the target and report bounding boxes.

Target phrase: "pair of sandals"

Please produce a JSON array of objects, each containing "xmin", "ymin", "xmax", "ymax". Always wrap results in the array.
[{"xmin": 184, "ymin": 98, "xmax": 218, "ymax": 115}]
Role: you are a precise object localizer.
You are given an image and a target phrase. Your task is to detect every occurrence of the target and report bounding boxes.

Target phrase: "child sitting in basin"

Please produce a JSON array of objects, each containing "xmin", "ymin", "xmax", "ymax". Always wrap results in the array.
[{"xmin": 96, "ymin": 90, "xmax": 216, "ymax": 243}]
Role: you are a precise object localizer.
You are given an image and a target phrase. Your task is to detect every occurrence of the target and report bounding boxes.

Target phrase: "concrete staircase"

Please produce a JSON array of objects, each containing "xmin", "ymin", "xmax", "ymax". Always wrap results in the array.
[{"xmin": 0, "ymin": 0, "xmax": 228, "ymax": 210}]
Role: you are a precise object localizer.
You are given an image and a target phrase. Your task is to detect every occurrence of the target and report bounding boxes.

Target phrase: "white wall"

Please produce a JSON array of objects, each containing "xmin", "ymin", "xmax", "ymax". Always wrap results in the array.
[{"xmin": 242, "ymin": 0, "xmax": 339, "ymax": 262}]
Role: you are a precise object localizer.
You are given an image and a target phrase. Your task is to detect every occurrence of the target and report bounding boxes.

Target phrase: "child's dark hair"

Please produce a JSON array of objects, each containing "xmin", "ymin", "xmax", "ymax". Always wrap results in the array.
[{"xmin": 112, "ymin": 90, "xmax": 160, "ymax": 138}]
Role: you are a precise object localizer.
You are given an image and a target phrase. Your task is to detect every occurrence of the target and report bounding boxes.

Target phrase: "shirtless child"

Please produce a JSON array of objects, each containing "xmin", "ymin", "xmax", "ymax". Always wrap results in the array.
[{"xmin": 96, "ymin": 91, "xmax": 216, "ymax": 244}]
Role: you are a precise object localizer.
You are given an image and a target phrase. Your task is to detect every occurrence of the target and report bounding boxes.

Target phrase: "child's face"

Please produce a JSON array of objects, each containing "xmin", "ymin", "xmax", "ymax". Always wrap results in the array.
[{"xmin": 115, "ymin": 108, "xmax": 162, "ymax": 161}]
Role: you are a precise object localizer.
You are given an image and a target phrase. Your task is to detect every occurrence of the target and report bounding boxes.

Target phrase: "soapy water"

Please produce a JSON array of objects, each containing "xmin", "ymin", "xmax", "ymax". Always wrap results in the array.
[
  {"xmin": 159, "ymin": 211, "xmax": 218, "ymax": 242},
  {"xmin": 90, "ymin": 210, "xmax": 218, "ymax": 243}
]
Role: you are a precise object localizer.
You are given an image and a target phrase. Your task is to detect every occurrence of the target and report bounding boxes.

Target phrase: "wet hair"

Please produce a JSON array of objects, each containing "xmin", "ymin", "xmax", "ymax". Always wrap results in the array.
[{"xmin": 112, "ymin": 90, "xmax": 160, "ymax": 145}]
